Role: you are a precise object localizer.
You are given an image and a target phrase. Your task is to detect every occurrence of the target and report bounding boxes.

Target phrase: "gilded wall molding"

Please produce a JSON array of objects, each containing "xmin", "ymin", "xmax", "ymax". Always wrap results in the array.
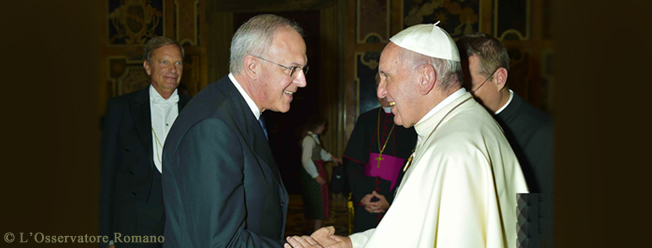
[{"xmin": 107, "ymin": 0, "xmax": 164, "ymax": 46}]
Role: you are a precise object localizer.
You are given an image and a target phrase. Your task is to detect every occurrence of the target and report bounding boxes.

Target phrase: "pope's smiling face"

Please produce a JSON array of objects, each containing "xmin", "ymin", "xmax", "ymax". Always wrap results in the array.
[{"xmin": 376, "ymin": 43, "xmax": 421, "ymax": 128}]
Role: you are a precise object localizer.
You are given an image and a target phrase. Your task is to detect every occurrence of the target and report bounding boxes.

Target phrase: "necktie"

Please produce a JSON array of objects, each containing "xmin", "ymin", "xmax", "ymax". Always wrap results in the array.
[{"xmin": 258, "ymin": 115, "xmax": 268, "ymax": 140}]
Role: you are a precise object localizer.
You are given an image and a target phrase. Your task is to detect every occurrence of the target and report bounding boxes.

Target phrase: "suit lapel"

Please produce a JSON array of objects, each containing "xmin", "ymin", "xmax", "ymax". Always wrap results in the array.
[
  {"xmin": 178, "ymin": 93, "xmax": 190, "ymax": 112},
  {"xmin": 220, "ymin": 78, "xmax": 283, "ymax": 186},
  {"xmin": 129, "ymin": 87, "xmax": 154, "ymax": 170}
]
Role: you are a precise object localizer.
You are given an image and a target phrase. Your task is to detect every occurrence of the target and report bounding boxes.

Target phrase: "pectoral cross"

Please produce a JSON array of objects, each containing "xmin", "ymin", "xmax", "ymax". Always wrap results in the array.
[{"xmin": 375, "ymin": 154, "xmax": 384, "ymax": 168}]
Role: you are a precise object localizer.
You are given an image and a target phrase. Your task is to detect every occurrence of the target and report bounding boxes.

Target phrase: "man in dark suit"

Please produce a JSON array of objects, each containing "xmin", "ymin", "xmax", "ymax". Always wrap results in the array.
[
  {"xmin": 100, "ymin": 36, "xmax": 190, "ymax": 248},
  {"xmin": 456, "ymin": 33, "xmax": 554, "ymax": 248},
  {"xmin": 161, "ymin": 14, "xmax": 308, "ymax": 247}
]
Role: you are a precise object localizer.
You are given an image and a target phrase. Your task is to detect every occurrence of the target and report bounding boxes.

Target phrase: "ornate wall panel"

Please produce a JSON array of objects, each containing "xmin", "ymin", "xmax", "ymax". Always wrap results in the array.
[
  {"xmin": 506, "ymin": 49, "xmax": 531, "ymax": 99},
  {"xmin": 494, "ymin": 0, "xmax": 530, "ymax": 40},
  {"xmin": 107, "ymin": 56, "xmax": 150, "ymax": 97},
  {"xmin": 174, "ymin": 0, "xmax": 200, "ymax": 46},
  {"xmin": 357, "ymin": 0, "xmax": 391, "ymax": 43},
  {"xmin": 354, "ymin": 52, "xmax": 382, "ymax": 121},
  {"xmin": 108, "ymin": 0, "xmax": 164, "ymax": 45},
  {"xmin": 403, "ymin": 0, "xmax": 481, "ymax": 39},
  {"xmin": 540, "ymin": 49, "xmax": 553, "ymax": 112},
  {"xmin": 178, "ymin": 54, "xmax": 202, "ymax": 96}
]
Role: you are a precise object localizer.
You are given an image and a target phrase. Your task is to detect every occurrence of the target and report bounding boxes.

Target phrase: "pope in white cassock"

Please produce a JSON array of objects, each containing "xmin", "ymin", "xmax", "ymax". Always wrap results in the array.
[{"xmin": 285, "ymin": 22, "xmax": 529, "ymax": 248}]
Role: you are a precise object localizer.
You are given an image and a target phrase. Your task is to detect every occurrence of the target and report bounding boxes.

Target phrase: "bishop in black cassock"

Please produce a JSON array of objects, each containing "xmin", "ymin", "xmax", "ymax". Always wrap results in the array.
[{"xmin": 344, "ymin": 106, "xmax": 417, "ymax": 233}]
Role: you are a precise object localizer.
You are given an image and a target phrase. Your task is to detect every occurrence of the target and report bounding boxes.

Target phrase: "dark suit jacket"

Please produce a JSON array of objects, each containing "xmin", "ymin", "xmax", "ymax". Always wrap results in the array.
[
  {"xmin": 99, "ymin": 87, "xmax": 189, "ymax": 247},
  {"xmin": 162, "ymin": 76, "xmax": 289, "ymax": 248},
  {"xmin": 495, "ymin": 92, "xmax": 553, "ymax": 248}
]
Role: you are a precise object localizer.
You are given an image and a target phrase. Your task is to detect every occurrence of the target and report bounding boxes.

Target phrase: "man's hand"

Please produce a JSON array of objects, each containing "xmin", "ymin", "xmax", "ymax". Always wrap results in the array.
[
  {"xmin": 285, "ymin": 235, "xmax": 324, "ymax": 248},
  {"xmin": 360, "ymin": 192, "xmax": 374, "ymax": 206},
  {"xmin": 310, "ymin": 226, "xmax": 339, "ymax": 246},
  {"xmin": 284, "ymin": 227, "xmax": 352, "ymax": 248},
  {"xmin": 315, "ymin": 176, "xmax": 327, "ymax": 186},
  {"xmin": 312, "ymin": 227, "xmax": 352, "ymax": 248},
  {"xmin": 363, "ymin": 191, "xmax": 389, "ymax": 213}
]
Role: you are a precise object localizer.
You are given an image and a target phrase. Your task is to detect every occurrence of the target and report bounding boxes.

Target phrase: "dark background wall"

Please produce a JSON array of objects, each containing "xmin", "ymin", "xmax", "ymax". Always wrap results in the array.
[
  {"xmin": 1, "ymin": 1, "xmax": 101, "ymax": 247},
  {"xmin": 1, "ymin": 0, "xmax": 651, "ymax": 247}
]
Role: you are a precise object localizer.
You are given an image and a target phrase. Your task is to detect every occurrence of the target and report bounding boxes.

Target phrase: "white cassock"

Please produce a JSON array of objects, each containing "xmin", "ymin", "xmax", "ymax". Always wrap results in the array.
[{"xmin": 349, "ymin": 90, "xmax": 529, "ymax": 248}]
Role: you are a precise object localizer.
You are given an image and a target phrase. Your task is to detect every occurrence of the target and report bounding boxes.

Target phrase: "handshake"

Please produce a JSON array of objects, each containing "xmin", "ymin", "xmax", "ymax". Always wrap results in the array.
[{"xmin": 284, "ymin": 226, "xmax": 352, "ymax": 248}]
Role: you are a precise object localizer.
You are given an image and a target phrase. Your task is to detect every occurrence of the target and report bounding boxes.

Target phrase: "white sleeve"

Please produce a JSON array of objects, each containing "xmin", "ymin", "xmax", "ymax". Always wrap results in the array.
[
  {"xmin": 301, "ymin": 137, "xmax": 320, "ymax": 178},
  {"xmin": 349, "ymin": 228, "xmax": 375, "ymax": 248},
  {"xmin": 320, "ymin": 149, "xmax": 332, "ymax": 161}
]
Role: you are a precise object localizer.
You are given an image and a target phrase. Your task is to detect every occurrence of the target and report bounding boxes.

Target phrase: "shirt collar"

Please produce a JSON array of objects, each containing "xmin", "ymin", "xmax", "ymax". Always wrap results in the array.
[
  {"xmin": 416, "ymin": 87, "xmax": 467, "ymax": 125},
  {"xmin": 229, "ymin": 73, "xmax": 261, "ymax": 120},
  {"xmin": 149, "ymin": 84, "xmax": 179, "ymax": 104},
  {"xmin": 494, "ymin": 89, "xmax": 514, "ymax": 115}
]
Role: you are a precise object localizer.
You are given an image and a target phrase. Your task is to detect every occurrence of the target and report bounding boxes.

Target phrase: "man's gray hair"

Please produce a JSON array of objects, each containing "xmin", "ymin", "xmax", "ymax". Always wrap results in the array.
[
  {"xmin": 143, "ymin": 36, "xmax": 185, "ymax": 63},
  {"xmin": 397, "ymin": 47, "xmax": 463, "ymax": 92},
  {"xmin": 229, "ymin": 14, "xmax": 303, "ymax": 74}
]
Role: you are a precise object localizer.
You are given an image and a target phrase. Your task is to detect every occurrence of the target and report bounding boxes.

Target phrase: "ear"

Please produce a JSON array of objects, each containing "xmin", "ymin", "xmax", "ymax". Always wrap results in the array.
[
  {"xmin": 417, "ymin": 64, "xmax": 437, "ymax": 95},
  {"xmin": 143, "ymin": 60, "xmax": 152, "ymax": 76},
  {"xmin": 243, "ymin": 55, "xmax": 259, "ymax": 80},
  {"xmin": 492, "ymin": 67, "xmax": 509, "ymax": 91}
]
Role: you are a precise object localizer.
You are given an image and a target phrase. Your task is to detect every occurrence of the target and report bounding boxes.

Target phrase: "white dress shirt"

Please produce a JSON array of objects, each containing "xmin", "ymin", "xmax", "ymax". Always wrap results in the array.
[{"xmin": 150, "ymin": 85, "xmax": 179, "ymax": 173}]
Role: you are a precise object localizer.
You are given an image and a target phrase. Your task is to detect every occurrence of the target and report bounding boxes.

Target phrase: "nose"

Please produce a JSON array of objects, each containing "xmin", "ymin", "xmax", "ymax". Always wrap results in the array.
[
  {"xmin": 377, "ymin": 77, "xmax": 387, "ymax": 99},
  {"xmin": 294, "ymin": 70, "xmax": 307, "ymax": 88}
]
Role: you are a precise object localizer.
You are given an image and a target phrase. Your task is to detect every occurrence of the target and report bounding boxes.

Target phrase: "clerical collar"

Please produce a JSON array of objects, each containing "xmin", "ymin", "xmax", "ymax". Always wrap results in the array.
[
  {"xmin": 382, "ymin": 106, "xmax": 392, "ymax": 113},
  {"xmin": 229, "ymin": 73, "xmax": 261, "ymax": 120},
  {"xmin": 149, "ymin": 84, "xmax": 179, "ymax": 103},
  {"xmin": 494, "ymin": 89, "xmax": 514, "ymax": 115},
  {"xmin": 416, "ymin": 87, "xmax": 467, "ymax": 125}
]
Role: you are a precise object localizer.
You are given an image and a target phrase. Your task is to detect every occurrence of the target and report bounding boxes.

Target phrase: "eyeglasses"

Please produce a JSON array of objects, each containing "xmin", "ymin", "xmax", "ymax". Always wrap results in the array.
[
  {"xmin": 470, "ymin": 68, "xmax": 498, "ymax": 93},
  {"xmin": 254, "ymin": 56, "xmax": 309, "ymax": 78}
]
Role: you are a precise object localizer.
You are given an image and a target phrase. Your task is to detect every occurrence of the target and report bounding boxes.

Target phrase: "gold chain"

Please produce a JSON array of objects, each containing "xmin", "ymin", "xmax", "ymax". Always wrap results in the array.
[
  {"xmin": 151, "ymin": 128, "xmax": 163, "ymax": 164},
  {"xmin": 377, "ymin": 107, "xmax": 396, "ymax": 155}
]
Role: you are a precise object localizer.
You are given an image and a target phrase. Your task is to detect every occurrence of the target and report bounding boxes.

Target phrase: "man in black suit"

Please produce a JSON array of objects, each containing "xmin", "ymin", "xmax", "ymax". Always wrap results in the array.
[
  {"xmin": 100, "ymin": 36, "xmax": 190, "ymax": 248},
  {"xmin": 456, "ymin": 33, "xmax": 554, "ymax": 248},
  {"xmin": 161, "ymin": 14, "xmax": 308, "ymax": 247}
]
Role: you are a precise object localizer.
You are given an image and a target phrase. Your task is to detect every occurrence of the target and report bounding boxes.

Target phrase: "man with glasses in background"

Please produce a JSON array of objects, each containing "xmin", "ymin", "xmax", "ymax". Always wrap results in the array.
[
  {"xmin": 161, "ymin": 14, "xmax": 308, "ymax": 247},
  {"xmin": 456, "ymin": 32, "xmax": 554, "ymax": 248}
]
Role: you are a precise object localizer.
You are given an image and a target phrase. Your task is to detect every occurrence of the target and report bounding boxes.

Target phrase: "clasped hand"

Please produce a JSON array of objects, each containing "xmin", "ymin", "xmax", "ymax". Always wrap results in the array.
[{"xmin": 360, "ymin": 191, "xmax": 389, "ymax": 213}]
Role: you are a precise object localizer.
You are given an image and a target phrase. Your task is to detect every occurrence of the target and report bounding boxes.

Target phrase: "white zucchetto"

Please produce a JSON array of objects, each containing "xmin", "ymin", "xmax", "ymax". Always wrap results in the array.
[{"xmin": 389, "ymin": 21, "xmax": 460, "ymax": 62}]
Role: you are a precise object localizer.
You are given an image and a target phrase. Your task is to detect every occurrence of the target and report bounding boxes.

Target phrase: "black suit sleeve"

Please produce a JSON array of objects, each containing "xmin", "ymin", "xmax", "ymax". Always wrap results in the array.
[
  {"xmin": 99, "ymin": 100, "xmax": 121, "ymax": 245},
  {"xmin": 171, "ymin": 118, "xmax": 282, "ymax": 247}
]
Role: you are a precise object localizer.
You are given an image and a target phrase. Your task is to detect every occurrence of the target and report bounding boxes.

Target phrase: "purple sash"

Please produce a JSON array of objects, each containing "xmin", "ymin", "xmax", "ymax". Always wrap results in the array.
[{"xmin": 365, "ymin": 152, "xmax": 405, "ymax": 190}]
